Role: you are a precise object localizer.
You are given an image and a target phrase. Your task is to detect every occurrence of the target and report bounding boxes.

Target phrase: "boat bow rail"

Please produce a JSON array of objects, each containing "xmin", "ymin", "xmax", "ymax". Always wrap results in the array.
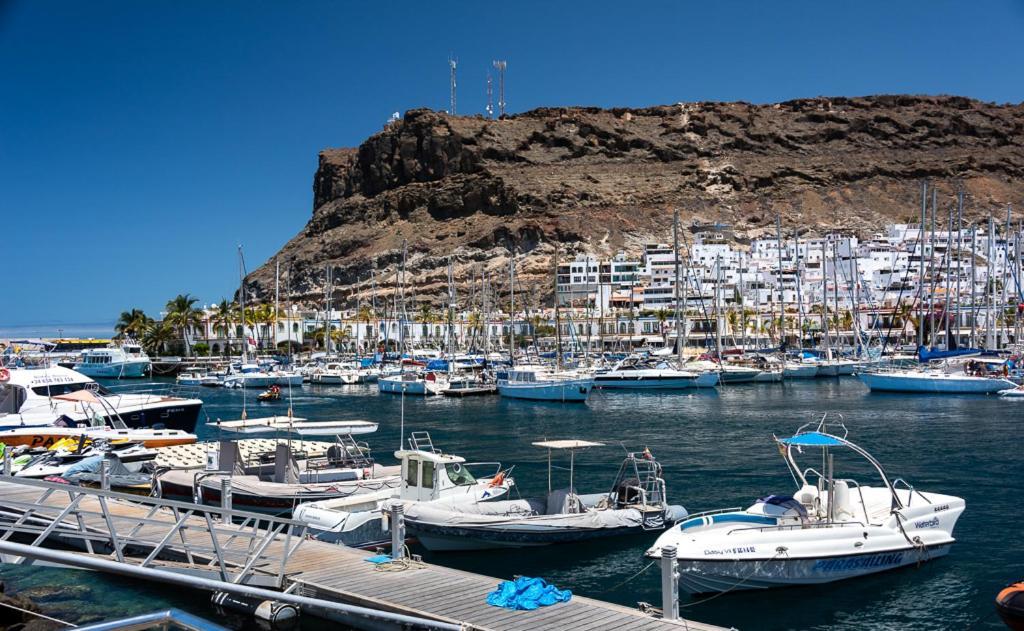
[{"xmin": 0, "ymin": 474, "xmax": 307, "ymax": 588}]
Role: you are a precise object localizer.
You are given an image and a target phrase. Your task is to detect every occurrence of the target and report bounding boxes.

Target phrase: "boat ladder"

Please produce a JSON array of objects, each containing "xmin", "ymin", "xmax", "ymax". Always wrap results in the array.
[{"xmin": 407, "ymin": 431, "xmax": 439, "ymax": 454}]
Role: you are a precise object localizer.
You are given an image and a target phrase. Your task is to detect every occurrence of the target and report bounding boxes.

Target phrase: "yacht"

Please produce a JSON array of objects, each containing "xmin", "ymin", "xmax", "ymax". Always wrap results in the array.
[
  {"xmin": 221, "ymin": 363, "xmax": 277, "ymax": 388},
  {"xmin": 0, "ymin": 365, "xmax": 204, "ymax": 431},
  {"xmin": 593, "ymin": 357, "xmax": 713, "ymax": 390},
  {"xmin": 73, "ymin": 341, "xmax": 151, "ymax": 379},
  {"xmin": 496, "ymin": 366, "xmax": 594, "ymax": 402},
  {"xmin": 646, "ymin": 417, "xmax": 965, "ymax": 593}
]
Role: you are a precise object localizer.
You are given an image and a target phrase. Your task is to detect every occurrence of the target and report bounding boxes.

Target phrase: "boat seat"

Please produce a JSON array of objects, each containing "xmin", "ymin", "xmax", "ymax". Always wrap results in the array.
[
  {"xmin": 796, "ymin": 484, "xmax": 819, "ymax": 509},
  {"xmin": 831, "ymin": 480, "xmax": 856, "ymax": 519}
]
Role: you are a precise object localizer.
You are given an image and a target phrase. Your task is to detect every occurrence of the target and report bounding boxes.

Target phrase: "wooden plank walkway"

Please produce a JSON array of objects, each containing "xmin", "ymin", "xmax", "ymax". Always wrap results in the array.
[{"xmin": 0, "ymin": 479, "xmax": 728, "ymax": 631}]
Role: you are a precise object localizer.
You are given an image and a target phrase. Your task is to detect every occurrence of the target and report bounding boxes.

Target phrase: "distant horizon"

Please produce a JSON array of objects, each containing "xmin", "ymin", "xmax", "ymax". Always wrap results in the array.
[{"xmin": 5, "ymin": 0, "xmax": 1023, "ymax": 324}]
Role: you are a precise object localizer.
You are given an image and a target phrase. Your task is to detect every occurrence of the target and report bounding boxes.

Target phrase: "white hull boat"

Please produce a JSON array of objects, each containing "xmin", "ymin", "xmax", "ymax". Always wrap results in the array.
[
  {"xmin": 783, "ymin": 363, "xmax": 819, "ymax": 379},
  {"xmin": 594, "ymin": 358, "xmax": 703, "ymax": 390},
  {"xmin": 858, "ymin": 371, "xmax": 1015, "ymax": 394},
  {"xmin": 497, "ymin": 368, "xmax": 594, "ymax": 402},
  {"xmin": 294, "ymin": 432, "xmax": 513, "ymax": 549},
  {"xmin": 378, "ymin": 373, "xmax": 433, "ymax": 395},
  {"xmin": 647, "ymin": 416, "xmax": 965, "ymax": 593},
  {"xmin": 74, "ymin": 342, "xmax": 151, "ymax": 379},
  {"xmin": 406, "ymin": 442, "xmax": 685, "ymax": 551}
]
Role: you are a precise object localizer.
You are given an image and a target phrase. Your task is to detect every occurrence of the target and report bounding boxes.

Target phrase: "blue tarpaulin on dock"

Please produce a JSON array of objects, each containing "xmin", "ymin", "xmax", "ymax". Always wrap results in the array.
[{"xmin": 486, "ymin": 577, "xmax": 572, "ymax": 610}]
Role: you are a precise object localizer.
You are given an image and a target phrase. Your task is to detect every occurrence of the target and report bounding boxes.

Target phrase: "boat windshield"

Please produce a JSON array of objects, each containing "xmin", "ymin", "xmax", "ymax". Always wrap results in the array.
[
  {"xmin": 445, "ymin": 462, "xmax": 477, "ymax": 486},
  {"xmin": 30, "ymin": 382, "xmax": 109, "ymax": 397}
]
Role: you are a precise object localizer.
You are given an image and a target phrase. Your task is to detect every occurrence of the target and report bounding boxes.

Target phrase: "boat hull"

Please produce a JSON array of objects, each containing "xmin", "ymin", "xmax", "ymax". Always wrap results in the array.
[
  {"xmin": 675, "ymin": 543, "xmax": 953, "ymax": 593},
  {"xmin": 497, "ymin": 378, "xmax": 593, "ymax": 402},
  {"xmin": 74, "ymin": 360, "xmax": 150, "ymax": 379},
  {"xmin": 783, "ymin": 365, "xmax": 819, "ymax": 379},
  {"xmin": 408, "ymin": 521, "xmax": 649, "ymax": 551},
  {"xmin": 858, "ymin": 372, "xmax": 1016, "ymax": 394},
  {"xmin": 378, "ymin": 378, "xmax": 429, "ymax": 395},
  {"xmin": 594, "ymin": 375, "xmax": 698, "ymax": 390}
]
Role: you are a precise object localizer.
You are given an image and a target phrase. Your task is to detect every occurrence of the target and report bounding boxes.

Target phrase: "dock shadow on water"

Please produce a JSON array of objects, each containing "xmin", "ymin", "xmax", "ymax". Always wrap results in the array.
[{"xmin": 3, "ymin": 377, "xmax": 1019, "ymax": 630}]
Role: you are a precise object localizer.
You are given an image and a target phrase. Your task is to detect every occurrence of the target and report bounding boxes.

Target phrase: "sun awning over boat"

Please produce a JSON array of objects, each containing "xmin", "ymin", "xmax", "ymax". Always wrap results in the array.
[
  {"xmin": 206, "ymin": 417, "xmax": 378, "ymax": 436},
  {"xmin": 778, "ymin": 431, "xmax": 845, "ymax": 447},
  {"xmin": 532, "ymin": 440, "xmax": 605, "ymax": 450},
  {"xmin": 53, "ymin": 390, "xmax": 102, "ymax": 404}
]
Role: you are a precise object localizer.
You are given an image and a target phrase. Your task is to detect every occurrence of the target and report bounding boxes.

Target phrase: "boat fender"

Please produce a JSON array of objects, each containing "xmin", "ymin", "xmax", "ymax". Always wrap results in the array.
[
  {"xmin": 0, "ymin": 368, "xmax": 9, "ymax": 383},
  {"xmin": 212, "ymin": 592, "xmax": 299, "ymax": 628},
  {"xmin": 362, "ymin": 467, "xmax": 371, "ymax": 479}
]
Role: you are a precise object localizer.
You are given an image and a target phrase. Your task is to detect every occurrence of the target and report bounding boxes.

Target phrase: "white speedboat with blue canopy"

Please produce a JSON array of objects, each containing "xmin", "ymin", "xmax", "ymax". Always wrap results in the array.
[{"xmin": 646, "ymin": 415, "xmax": 965, "ymax": 593}]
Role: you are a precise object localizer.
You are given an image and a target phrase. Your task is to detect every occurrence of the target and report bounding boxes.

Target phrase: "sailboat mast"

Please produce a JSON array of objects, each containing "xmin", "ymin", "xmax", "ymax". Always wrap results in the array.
[
  {"xmin": 955, "ymin": 190, "xmax": 963, "ymax": 348},
  {"xmin": 509, "ymin": 251, "xmax": 515, "ymax": 367},
  {"xmin": 775, "ymin": 214, "xmax": 784, "ymax": 348},
  {"xmin": 928, "ymin": 187, "xmax": 938, "ymax": 347},
  {"xmin": 554, "ymin": 246, "xmax": 563, "ymax": 371},
  {"xmin": 918, "ymin": 181, "xmax": 927, "ymax": 348},
  {"xmin": 1002, "ymin": 205, "xmax": 1012, "ymax": 348},
  {"xmin": 673, "ymin": 210, "xmax": 684, "ymax": 365},
  {"xmin": 970, "ymin": 225, "xmax": 978, "ymax": 348},
  {"xmin": 715, "ymin": 254, "xmax": 724, "ymax": 364},
  {"xmin": 943, "ymin": 205, "xmax": 953, "ymax": 348}
]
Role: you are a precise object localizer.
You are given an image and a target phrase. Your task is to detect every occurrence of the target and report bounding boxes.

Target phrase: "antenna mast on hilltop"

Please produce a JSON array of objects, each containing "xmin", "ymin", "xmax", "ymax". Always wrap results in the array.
[
  {"xmin": 448, "ymin": 55, "xmax": 458, "ymax": 115},
  {"xmin": 492, "ymin": 60, "xmax": 506, "ymax": 117},
  {"xmin": 486, "ymin": 73, "xmax": 494, "ymax": 119}
]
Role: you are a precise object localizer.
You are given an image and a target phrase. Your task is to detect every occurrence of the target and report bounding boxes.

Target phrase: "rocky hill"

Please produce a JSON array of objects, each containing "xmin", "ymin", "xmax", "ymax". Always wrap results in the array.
[{"xmin": 246, "ymin": 95, "xmax": 1024, "ymax": 308}]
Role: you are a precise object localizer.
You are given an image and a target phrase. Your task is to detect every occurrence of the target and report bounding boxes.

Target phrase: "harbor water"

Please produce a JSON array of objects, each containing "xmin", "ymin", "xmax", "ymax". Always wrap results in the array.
[{"xmin": 3, "ymin": 377, "xmax": 1021, "ymax": 630}]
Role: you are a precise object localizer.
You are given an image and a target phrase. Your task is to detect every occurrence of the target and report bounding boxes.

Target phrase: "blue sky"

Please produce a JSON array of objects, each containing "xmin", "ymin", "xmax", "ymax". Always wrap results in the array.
[{"xmin": 3, "ymin": 1, "xmax": 1023, "ymax": 328}]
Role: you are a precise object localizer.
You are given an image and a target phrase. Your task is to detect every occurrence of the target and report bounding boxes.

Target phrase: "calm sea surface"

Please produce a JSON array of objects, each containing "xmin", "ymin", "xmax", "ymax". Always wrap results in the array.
[{"xmin": 2, "ymin": 378, "xmax": 1020, "ymax": 630}]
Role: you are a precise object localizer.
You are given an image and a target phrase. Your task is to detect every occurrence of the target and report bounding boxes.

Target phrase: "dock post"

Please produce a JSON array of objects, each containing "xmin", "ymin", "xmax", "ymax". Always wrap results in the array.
[
  {"xmin": 389, "ymin": 503, "xmax": 405, "ymax": 560},
  {"xmin": 221, "ymin": 478, "xmax": 233, "ymax": 524},
  {"xmin": 100, "ymin": 457, "xmax": 110, "ymax": 491},
  {"xmin": 660, "ymin": 545, "xmax": 679, "ymax": 621},
  {"xmin": 2, "ymin": 449, "xmax": 10, "ymax": 476}
]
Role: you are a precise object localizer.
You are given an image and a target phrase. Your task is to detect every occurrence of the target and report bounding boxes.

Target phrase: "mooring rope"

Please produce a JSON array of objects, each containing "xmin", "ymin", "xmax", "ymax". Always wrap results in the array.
[
  {"xmin": 682, "ymin": 548, "xmax": 788, "ymax": 608},
  {"xmin": 0, "ymin": 599, "xmax": 76, "ymax": 627}
]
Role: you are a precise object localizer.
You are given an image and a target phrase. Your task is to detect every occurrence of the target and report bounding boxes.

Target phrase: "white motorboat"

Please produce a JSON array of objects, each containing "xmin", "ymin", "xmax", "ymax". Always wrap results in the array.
[
  {"xmin": 593, "ymin": 357, "xmax": 705, "ymax": 390},
  {"xmin": 221, "ymin": 363, "xmax": 277, "ymax": 388},
  {"xmin": 0, "ymin": 365, "xmax": 203, "ymax": 431},
  {"xmin": 404, "ymin": 441, "xmax": 686, "ymax": 550},
  {"xmin": 377, "ymin": 371, "xmax": 442, "ymax": 396},
  {"xmin": 176, "ymin": 369, "xmax": 220, "ymax": 387},
  {"xmin": 646, "ymin": 416, "xmax": 965, "ymax": 593},
  {"xmin": 73, "ymin": 341, "xmax": 151, "ymax": 379},
  {"xmin": 496, "ymin": 366, "xmax": 594, "ymax": 402},
  {"xmin": 293, "ymin": 431, "xmax": 513, "ymax": 549}
]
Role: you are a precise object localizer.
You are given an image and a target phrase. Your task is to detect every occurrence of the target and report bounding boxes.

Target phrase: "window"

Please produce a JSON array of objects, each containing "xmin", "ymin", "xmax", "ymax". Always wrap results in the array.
[
  {"xmin": 445, "ymin": 462, "xmax": 477, "ymax": 486},
  {"xmin": 421, "ymin": 461, "xmax": 435, "ymax": 489},
  {"xmin": 406, "ymin": 461, "xmax": 419, "ymax": 487}
]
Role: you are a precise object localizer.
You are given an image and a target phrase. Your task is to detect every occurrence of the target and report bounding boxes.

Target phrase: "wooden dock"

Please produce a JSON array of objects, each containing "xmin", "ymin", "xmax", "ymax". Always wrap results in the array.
[{"xmin": 0, "ymin": 477, "xmax": 728, "ymax": 631}]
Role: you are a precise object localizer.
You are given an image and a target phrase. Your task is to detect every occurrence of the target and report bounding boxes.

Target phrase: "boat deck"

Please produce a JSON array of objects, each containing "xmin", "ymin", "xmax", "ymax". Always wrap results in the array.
[{"xmin": 0, "ymin": 477, "xmax": 727, "ymax": 631}]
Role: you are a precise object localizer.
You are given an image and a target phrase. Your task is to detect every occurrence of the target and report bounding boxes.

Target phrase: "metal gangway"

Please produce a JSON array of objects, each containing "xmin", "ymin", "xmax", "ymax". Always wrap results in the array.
[{"xmin": 0, "ymin": 475, "xmax": 304, "ymax": 587}]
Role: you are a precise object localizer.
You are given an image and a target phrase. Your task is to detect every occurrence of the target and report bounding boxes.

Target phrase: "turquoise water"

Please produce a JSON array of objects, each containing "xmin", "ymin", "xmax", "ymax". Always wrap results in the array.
[{"xmin": 3, "ymin": 378, "xmax": 1021, "ymax": 629}]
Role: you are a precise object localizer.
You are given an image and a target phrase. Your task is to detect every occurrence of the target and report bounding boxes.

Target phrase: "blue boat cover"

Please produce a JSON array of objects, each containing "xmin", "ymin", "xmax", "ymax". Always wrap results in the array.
[
  {"xmin": 778, "ymin": 432, "xmax": 845, "ymax": 447},
  {"xmin": 486, "ymin": 577, "xmax": 572, "ymax": 610},
  {"xmin": 426, "ymin": 359, "xmax": 449, "ymax": 371}
]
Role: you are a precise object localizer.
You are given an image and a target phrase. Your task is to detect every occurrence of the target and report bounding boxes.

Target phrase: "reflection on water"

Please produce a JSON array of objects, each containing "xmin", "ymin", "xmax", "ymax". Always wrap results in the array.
[{"xmin": 1, "ymin": 378, "xmax": 1016, "ymax": 630}]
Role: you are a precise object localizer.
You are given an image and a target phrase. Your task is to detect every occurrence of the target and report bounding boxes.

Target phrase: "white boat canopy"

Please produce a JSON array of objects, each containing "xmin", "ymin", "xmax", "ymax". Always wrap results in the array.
[
  {"xmin": 206, "ymin": 417, "xmax": 378, "ymax": 436},
  {"xmin": 531, "ymin": 440, "xmax": 605, "ymax": 450}
]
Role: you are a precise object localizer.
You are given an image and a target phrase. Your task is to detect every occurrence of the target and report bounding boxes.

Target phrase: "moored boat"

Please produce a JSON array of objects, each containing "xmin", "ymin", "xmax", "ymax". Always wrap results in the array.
[
  {"xmin": 404, "ymin": 441, "xmax": 686, "ymax": 550},
  {"xmin": 497, "ymin": 367, "xmax": 594, "ymax": 402},
  {"xmin": 646, "ymin": 416, "xmax": 965, "ymax": 593}
]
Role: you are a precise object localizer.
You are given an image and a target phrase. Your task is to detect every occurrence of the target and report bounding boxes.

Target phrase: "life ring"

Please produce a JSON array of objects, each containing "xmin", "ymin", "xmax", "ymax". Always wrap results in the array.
[{"xmin": 0, "ymin": 367, "xmax": 9, "ymax": 383}]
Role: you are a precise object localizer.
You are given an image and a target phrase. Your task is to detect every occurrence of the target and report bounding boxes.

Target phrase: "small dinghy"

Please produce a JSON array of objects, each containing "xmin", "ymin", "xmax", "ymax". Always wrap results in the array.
[
  {"xmin": 646, "ymin": 415, "xmax": 965, "ymax": 593},
  {"xmin": 404, "ymin": 440, "xmax": 686, "ymax": 551},
  {"xmin": 997, "ymin": 581, "xmax": 1024, "ymax": 630}
]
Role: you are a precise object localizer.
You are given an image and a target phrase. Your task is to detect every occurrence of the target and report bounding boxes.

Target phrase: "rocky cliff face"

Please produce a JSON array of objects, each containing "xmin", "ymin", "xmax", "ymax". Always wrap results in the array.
[{"xmin": 247, "ymin": 95, "xmax": 1024, "ymax": 307}]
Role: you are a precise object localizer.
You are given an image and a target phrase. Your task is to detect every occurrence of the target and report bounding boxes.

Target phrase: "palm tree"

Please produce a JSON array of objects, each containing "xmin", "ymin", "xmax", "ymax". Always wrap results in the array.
[
  {"xmin": 164, "ymin": 294, "xmax": 203, "ymax": 356},
  {"xmin": 141, "ymin": 321, "xmax": 175, "ymax": 356},
  {"xmin": 115, "ymin": 309, "xmax": 151, "ymax": 339},
  {"xmin": 654, "ymin": 308, "xmax": 669, "ymax": 345},
  {"xmin": 213, "ymin": 300, "xmax": 236, "ymax": 356}
]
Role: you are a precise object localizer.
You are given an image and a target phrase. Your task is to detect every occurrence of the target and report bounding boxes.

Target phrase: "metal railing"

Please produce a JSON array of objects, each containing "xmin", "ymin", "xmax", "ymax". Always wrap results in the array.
[{"xmin": 0, "ymin": 475, "xmax": 306, "ymax": 588}]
